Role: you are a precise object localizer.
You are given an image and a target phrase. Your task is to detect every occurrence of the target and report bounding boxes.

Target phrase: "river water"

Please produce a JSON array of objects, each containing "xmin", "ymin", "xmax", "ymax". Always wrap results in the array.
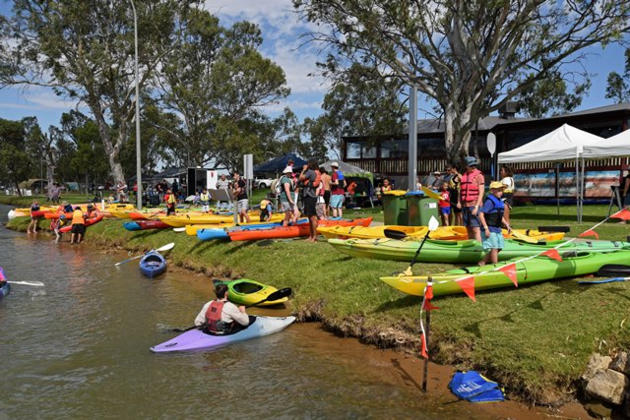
[{"xmin": 0, "ymin": 204, "xmax": 584, "ymax": 419}]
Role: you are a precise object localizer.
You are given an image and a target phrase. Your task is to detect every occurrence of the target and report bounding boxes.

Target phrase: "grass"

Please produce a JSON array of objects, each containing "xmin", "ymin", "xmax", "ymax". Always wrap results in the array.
[
  {"xmin": 5, "ymin": 202, "xmax": 630, "ymax": 405},
  {"xmin": 0, "ymin": 193, "xmax": 93, "ymax": 207}
]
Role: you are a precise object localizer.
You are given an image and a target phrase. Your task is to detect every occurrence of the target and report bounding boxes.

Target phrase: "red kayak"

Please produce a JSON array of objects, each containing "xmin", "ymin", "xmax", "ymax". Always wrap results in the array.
[
  {"xmin": 30, "ymin": 210, "xmax": 47, "ymax": 218},
  {"xmin": 59, "ymin": 214, "xmax": 104, "ymax": 233},
  {"xmin": 228, "ymin": 217, "xmax": 373, "ymax": 241}
]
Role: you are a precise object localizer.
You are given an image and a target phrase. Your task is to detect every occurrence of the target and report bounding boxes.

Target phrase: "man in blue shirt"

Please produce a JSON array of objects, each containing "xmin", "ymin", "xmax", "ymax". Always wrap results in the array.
[{"xmin": 478, "ymin": 181, "xmax": 512, "ymax": 265}]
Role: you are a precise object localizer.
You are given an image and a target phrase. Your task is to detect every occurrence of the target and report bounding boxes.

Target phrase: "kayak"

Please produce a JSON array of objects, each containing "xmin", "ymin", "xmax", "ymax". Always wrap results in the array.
[
  {"xmin": 139, "ymin": 251, "xmax": 167, "ymax": 278},
  {"xmin": 228, "ymin": 217, "xmax": 373, "ymax": 241},
  {"xmin": 0, "ymin": 267, "xmax": 9, "ymax": 300},
  {"xmin": 186, "ymin": 218, "xmax": 307, "ymax": 236},
  {"xmin": 124, "ymin": 220, "xmax": 171, "ymax": 231},
  {"xmin": 380, "ymin": 249, "xmax": 630, "ymax": 297},
  {"xmin": 197, "ymin": 219, "xmax": 309, "ymax": 241},
  {"xmin": 316, "ymin": 225, "xmax": 564, "ymax": 242},
  {"xmin": 158, "ymin": 212, "xmax": 285, "ymax": 227},
  {"xmin": 327, "ymin": 237, "xmax": 630, "ymax": 264},
  {"xmin": 58, "ymin": 213, "xmax": 104, "ymax": 233},
  {"xmin": 213, "ymin": 279, "xmax": 289, "ymax": 306},
  {"xmin": 150, "ymin": 316, "xmax": 296, "ymax": 353}
]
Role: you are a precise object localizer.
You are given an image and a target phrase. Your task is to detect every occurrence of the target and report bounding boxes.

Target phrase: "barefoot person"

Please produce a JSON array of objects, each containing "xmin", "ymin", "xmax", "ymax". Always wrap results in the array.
[
  {"xmin": 232, "ymin": 172, "xmax": 250, "ymax": 223},
  {"xmin": 299, "ymin": 161, "xmax": 321, "ymax": 242},
  {"xmin": 70, "ymin": 206, "xmax": 85, "ymax": 244},
  {"xmin": 27, "ymin": 200, "xmax": 41, "ymax": 234},
  {"xmin": 478, "ymin": 182, "xmax": 512, "ymax": 265},
  {"xmin": 330, "ymin": 162, "xmax": 346, "ymax": 218},
  {"xmin": 279, "ymin": 166, "xmax": 296, "ymax": 227},
  {"xmin": 194, "ymin": 283, "xmax": 250, "ymax": 335},
  {"xmin": 458, "ymin": 156, "xmax": 485, "ymax": 242}
]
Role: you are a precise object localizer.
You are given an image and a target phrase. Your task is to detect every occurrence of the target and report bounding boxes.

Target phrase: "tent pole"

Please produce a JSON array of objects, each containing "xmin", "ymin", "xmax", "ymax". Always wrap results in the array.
[{"xmin": 575, "ymin": 155, "xmax": 579, "ymax": 223}]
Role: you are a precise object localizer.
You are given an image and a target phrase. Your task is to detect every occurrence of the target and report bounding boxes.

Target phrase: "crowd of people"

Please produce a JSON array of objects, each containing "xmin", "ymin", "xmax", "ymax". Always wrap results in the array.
[{"xmin": 28, "ymin": 200, "xmax": 101, "ymax": 244}]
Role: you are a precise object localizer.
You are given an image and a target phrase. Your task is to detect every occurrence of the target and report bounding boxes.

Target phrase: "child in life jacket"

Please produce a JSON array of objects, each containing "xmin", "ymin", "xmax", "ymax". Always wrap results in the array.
[
  {"xmin": 478, "ymin": 181, "xmax": 512, "ymax": 265},
  {"xmin": 50, "ymin": 213, "xmax": 68, "ymax": 243},
  {"xmin": 194, "ymin": 283, "xmax": 250, "ymax": 335}
]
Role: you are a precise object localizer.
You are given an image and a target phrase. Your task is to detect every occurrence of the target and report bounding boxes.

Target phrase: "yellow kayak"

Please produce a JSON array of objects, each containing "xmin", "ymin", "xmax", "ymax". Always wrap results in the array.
[
  {"xmin": 317, "ymin": 225, "xmax": 565, "ymax": 242},
  {"xmin": 160, "ymin": 212, "xmax": 284, "ymax": 227}
]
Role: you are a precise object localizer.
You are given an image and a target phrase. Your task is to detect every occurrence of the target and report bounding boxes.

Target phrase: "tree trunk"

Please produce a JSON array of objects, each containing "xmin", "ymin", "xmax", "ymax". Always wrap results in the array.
[
  {"xmin": 89, "ymin": 100, "xmax": 127, "ymax": 186},
  {"xmin": 443, "ymin": 106, "xmax": 473, "ymax": 167},
  {"xmin": 14, "ymin": 180, "xmax": 22, "ymax": 197}
]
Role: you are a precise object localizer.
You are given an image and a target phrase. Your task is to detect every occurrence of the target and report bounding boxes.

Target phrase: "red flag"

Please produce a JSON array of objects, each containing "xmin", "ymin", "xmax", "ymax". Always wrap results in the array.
[
  {"xmin": 423, "ymin": 300, "xmax": 440, "ymax": 311},
  {"xmin": 457, "ymin": 276, "xmax": 476, "ymax": 301},
  {"xmin": 579, "ymin": 230, "xmax": 599, "ymax": 239},
  {"xmin": 542, "ymin": 248, "xmax": 562, "ymax": 262},
  {"xmin": 498, "ymin": 263, "xmax": 518, "ymax": 287},
  {"xmin": 424, "ymin": 284, "xmax": 434, "ymax": 300},
  {"xmin": 420, "ymin": 333, "xmax": 429, "ymax": 359},
  {"xmin": 611, "ymin": 208, "xmax": 630, "ymax": 221}
]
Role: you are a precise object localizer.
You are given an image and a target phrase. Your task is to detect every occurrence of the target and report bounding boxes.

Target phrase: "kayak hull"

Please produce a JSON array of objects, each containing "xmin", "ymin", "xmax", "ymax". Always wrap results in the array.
[
  {"xmin": 124, "ymin": 220, "xmax": 171, "ymax": 231},
  {"xmin": 381, "ymin": 249, "xmax": 630, "ymax": 297},
  {"xmin": 150, "ymin": 316, "xmax": 296, "ymax": 353},
  {"xmin": 229, "ymin": 218, "xmax": 373, "ymax": 241},
  {"xmin": 139, "ymin": 251, "xmax": 167, "ymax": 278},
  {"xmin": 159, "ymin": 213, "xmax": 285, "ymax": 227},
  {"xmin": 328, "ymin": 238, "xmax": 630, "ymax": 264},
  {"xmin": 58, "ymin": 214, "xmax": 104, "ymax": 233},
  {"xmin": 214, "ymin": 279, "xmax": 288, "ymax": 306}
]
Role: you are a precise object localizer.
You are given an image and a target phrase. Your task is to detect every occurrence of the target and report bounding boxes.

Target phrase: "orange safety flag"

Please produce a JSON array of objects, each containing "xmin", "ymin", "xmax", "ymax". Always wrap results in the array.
[
  {"xmin": 611, "ymin": 208, "xmax": 630, "ymax": 221},
  {"xmin": 422, "ymin": 284, "xmax": 439, "ymax": 311},
  {"xmin": 498, "ymin": 263, "xmax": 518, "ymax": 287},
  {"xmin": 457, "ymin": 276, "xmax": 476, "ymax": 301},
  {"xmin": 578, "ymin": 230, "xmax": 599, "ymax": 239},
  {"xmin": 420, "ymin": 333, "xmax": 429, "ymax": 359},
  {"xmin": 423, "ymin": 300, "xmax": 440, "ymax": 311},
  {"xmin": 542, "ymin": 248, "xmax": 562, "ymax": 262}
]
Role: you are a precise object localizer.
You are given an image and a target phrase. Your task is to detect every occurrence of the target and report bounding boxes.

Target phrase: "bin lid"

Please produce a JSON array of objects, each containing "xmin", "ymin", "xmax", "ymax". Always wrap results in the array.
[{"xmin": 404, "ymin": 190, "xmax": 425, "ymax": 197}]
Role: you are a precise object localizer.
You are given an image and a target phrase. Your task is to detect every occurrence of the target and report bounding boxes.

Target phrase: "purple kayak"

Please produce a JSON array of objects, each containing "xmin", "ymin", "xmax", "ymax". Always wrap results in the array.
[{"xmin": 150, "ymin": 316, "xmax": 296, "ymax": 353}]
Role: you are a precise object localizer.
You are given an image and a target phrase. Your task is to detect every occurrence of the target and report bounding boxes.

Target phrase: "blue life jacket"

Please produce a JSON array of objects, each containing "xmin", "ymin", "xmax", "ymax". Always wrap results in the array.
[
  {"xmin": 449, "ymin": 371, "xmax": 504, "ymax": 403},
  {"xmin": 484, "ymin": 194, "xmax": 504, "ymax": 228}
]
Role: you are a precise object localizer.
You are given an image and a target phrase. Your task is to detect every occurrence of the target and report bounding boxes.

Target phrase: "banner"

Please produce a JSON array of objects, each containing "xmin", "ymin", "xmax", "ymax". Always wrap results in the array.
[
  {"xmin": 514, "ymin": 170, "xmax": 619, "ymax": 198},
  {"xmin": 207, "ymin": 170, "xmax": 217, "ymax": 190}
]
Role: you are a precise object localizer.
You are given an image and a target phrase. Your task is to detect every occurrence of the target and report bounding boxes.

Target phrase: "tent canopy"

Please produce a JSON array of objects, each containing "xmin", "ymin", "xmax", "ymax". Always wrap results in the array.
[
  {"xmin": 582, "ymin": 129, "xmax": 630, "ymax": 159},
  {"xmin": 253, "ymin": 153, "xmax": 307, "ymax": 174},
  {"xmin": 321, "ymin": 160, "xmax": 373, "ymax": 181},
  {"xmin": 497, "ymin": 124, "xmax": 604, "ymax": 163}
]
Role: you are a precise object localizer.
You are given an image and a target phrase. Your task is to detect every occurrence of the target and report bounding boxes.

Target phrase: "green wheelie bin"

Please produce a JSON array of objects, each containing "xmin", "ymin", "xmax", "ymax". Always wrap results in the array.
[
  {"xmin": 383, "ymin": 194, "xmax": 408, "ymax": 225},
  {"xmin": 406, "ymin": 194, "xmax": 439, "ymax": 226}
]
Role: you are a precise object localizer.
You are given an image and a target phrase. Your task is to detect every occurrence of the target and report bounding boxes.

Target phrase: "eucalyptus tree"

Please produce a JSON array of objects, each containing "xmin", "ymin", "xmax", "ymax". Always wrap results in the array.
[
  {"xmin": 0, "ymin": 118, "xmax": 32, "ymax": 194},
  {"xmin": 294, "ymin": 0, "xmax": 630, "ymax": 164},
  {"xmin": 606, "ymin": 48, "xmax": 630, "ymax": 103},
  {"xmin": 1, "ymin": 0, "xmax": 186, "ymax": 184},
  {"xmin": 156, "ymin": 9, "xmax": 289, "ymax": 169}
]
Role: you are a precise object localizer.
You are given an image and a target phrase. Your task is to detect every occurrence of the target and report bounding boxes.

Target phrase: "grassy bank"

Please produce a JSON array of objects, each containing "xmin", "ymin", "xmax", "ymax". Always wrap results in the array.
[
  {"xmin": 0, "ymin": 193, "xmax": 93, "ymax": 207},
  {"xmin": 5, "ymin": 204, "xmax": 630, "ymax": 405}
]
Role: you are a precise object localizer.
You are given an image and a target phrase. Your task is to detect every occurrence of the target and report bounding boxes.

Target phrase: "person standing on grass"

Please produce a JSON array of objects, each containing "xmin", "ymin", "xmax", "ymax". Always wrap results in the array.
[
  {"xmin": 320, "ymin": 167, "xmax": 331, "ymax": 217},
  {"xmin": 458, "ymin": 156, "xmax": 485, "ymax": 242},
  {"xmin": 287, "ymin": 159, "xmax": 301, "ymax": 223},
  {"xmin": 279, "ymin": 166, "xmax": 296, "ymax": 226},
  {"xmin": 232, "ymin": 172, "xmax": 250, "ymax": 223},
  {"xmin": 500, "ymin": 165, "xmax": 515, "ymax": 224},
  {"xmin": 316, "ymin": 167, "xmax": 327, "ymax": 220},
  {"xmin": 27, "ymin": 200, "xmax": 41, "ymax": 234},
  {"xmin": 165, "ymin": 188, "xmax": 177, "ymax": 216},
  {"xmin": 200, "ymin": 189, "xmax": 210, "ymax": 213},
  {"xmin": 623, "ymin": 170, "xmax": 630, "ymax": 207},
  {"xmin": 330, "ymin": 162, "xmax": 345, "ymax": 218},
  {"xmin": 299, "ymin": 161, "xmax": 321, "ymax": 242},
  {"xmin": 447, "ymin": 166, "xmax": 463, "ymax": 226},
  {"xmin": 478, "ymin": 182, "xmax": 512, "ymax": 265},
  {"xmin": 438, "ymin": 182, "xmax": 451, "ymax": 226}
]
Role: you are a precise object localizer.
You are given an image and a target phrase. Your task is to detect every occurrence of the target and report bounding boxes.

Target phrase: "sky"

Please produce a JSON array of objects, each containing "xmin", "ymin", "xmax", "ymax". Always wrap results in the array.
[{"xmin": 0, "ymin": 0, "xmax": 628, "ymax": 131}]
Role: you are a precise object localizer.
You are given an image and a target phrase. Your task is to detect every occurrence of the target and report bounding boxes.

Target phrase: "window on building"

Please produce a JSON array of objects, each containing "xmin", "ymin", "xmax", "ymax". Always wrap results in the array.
[
  {"xmin": 362, "ymin": 144, "xmax": 377, "ymax": 158},
  {"xmin": 346, "ymin": 140, "xmax": 362, "ymax": 159},
  {"xmin": 380, "ymin": 139, "xmax": 408, "ymax": 158}
]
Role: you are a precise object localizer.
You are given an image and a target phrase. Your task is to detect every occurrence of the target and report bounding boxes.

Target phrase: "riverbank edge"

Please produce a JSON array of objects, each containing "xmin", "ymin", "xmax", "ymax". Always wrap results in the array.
[{"xmin": 5, "ymin": 214, "xmax": 599, "ymax": 411}]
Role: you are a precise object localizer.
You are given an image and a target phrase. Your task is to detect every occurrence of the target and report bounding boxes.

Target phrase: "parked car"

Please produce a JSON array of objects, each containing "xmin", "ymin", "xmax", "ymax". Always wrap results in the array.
[{"xmin": 254, "ymin": 177, "xmax": 274, "ymax": 189}]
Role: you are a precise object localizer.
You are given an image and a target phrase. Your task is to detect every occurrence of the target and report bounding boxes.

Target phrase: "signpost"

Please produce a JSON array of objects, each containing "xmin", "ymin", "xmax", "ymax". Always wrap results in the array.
[{"xmin": 486, "ymin": 133, "xmax": 496, "ymax": 179}]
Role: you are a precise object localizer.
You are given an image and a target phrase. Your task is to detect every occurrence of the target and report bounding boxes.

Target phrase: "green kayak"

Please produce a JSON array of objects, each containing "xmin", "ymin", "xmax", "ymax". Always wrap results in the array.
[
  {"xmin": 380, "ymin": 249, "xmax": 630, "ymax": 297},
  {"xmin": 212, "ymin": 278, "xmax": 288, "ymax": 307},
  {"xmin": 328, "ymin": 237, "xmax": 630, "ymax": 264}
]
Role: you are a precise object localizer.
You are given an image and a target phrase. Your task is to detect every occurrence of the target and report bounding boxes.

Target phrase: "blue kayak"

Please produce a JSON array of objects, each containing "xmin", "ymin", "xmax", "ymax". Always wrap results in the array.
[
  {"xmin": 0, "ymin": 267, "xmax": 10, "ymax": 300},
  {"xmin": 197, "ymin": 219, "xmax": 309, "ymax": 241},
  {"xmin": 123, "ymin": 222, "xmax": 141, "ymax": 231},
  {"xmin": 139, "ymin": 251, "xmax": 167, "ymax": 278}
]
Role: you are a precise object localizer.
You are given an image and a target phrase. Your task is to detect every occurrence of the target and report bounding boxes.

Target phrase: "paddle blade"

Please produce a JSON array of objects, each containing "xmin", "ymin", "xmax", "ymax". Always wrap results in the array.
[
  {"xmin": 173, "ymin": 227, "xmax": 186, "ymax": 232},
  {"xmin": 384, "ymin": 229, "xmax": 408, "ymax": 240},
  {"xmin": 428, "ymin": 216, "xmax": 439, "ymax": 232},
  {"xmin": 157, "ymin": 242, "xmax": 175, "ymax": 252},
  {"xmin": 266, "ymin": 287, "xmax": 292, "ymax": 302},
  {"xmin": 7, "ymin": 280, "xmax": 45, "ymax": 287},
  {"xmin": 421, "ymin": 186, "xmax": 442, "ymax": 201}
]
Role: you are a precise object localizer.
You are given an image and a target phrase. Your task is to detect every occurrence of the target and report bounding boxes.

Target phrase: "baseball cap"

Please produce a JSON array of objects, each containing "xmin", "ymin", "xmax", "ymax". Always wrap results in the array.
[
  {"xmin": 330, "ymin": 161, "xmax": 339, "ymax": 167},
  {"xmin": 489, "ymin": 181, "xmax": 506, "ymax": 189},
  {"xmin": 465, "ymin": 156, "xmax": 479, "ymax": 166}
]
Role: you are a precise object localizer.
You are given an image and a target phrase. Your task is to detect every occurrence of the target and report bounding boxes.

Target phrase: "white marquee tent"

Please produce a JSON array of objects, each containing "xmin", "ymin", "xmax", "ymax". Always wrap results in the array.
[
  {"xmin": 498, "ymin": 124, "xmax": 605, "ymax": 222},
  {"xmin": 582, "ymin": 129, "xmax": 630, "ymax": 159}
]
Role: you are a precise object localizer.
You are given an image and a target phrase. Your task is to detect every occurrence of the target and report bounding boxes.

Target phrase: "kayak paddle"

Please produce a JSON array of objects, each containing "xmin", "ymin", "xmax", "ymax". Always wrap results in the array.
[
  {"xmin": 170, "ymin": 287, "xmax": 293, "ymax": 333},
  {"xmin": 421, "ymin": 186, "xmax": 443, "ymax": 201},
  {"xmin": 579, "ymin": 277, "xmax": 630, "ymax": 285},
  {"xmin": 173, "ymin": 227, "xmax": 186, "ymax": 232},
  {"xmin": 6, "ymin": 280, "xmax": 45, "ymax": 287},
  {"xmin": 384, "ymin": 229, "xmax": 410, "ymax": 241},
  {"xmin": 397, "ymin": 216, "xmax": 439, "ymax": 276},
  {"xmin": 509, "ymin": 230, "xmax": 538, "ymax": 244},
  {"xmin": 115, "ymin": 242, "xmax": 175, "ymax": 266}
]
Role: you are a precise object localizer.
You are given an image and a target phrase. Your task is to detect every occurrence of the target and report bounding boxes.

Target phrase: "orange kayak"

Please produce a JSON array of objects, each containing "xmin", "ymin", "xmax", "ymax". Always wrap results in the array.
[
  {"xmin": 228, "ymin": 218, "xmax": 373, "ymax": 241},
  {"xmin": 58, "ymin": 213, "xmax": 104, "ymax": 233}
]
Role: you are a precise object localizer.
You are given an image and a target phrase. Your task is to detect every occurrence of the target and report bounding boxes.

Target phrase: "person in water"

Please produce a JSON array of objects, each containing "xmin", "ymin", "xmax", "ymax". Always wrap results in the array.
[
  {"xmin": 27, "ymin": 200, "xmax": 41, "ymax": 234},
  {"xmin": 194, "ymin": 283, "xmax": 250, "ymax": 335},
  {"xmin": 478, "ymin": 181, "xmax": 512, "ymax": 265},
  {"xmin": 51, "ymin": 214, "xmax": 67, "ymax": 243},
  {"xmin": 70, "ymin": 206, "xmax": 85, "ymax": 244}
]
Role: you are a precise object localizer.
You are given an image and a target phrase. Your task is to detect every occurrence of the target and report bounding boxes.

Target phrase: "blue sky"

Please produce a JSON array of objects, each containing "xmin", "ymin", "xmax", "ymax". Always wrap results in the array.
[{"xmin": 0, "ymin": 0, "xmax": 627, "ymax": 130}]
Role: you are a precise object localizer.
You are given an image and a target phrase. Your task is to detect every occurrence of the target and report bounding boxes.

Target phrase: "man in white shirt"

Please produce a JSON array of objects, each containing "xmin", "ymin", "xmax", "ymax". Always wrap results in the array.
[{"xmin": 194, "ymin": 283, "xmax": 250, "ymax": 334}]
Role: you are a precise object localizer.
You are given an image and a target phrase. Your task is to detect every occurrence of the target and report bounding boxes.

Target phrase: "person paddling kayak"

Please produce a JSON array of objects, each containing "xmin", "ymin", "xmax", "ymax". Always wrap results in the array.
[{"xmin": 194, "ymin": 283, "xmax": 250, "ymax": 335}]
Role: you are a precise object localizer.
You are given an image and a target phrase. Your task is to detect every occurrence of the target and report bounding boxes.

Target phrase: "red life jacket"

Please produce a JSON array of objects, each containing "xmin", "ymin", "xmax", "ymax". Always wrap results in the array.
[
  {"xmin": 204, "ymin": 300, "xmax": 225, "ymax": 334},
  {"xmin": 460, "ymin": 169, "xmax": 482, "ymax": 203}
]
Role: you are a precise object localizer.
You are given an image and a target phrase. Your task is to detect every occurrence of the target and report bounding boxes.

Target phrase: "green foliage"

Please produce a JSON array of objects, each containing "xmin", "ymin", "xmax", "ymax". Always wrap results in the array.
[
  {"xmin": 605, "ymin": 48, "xmax": 630, "ymax": 103},
  {"xmin": 0, "ymin": 118, "xmax": 32, "ymax": 193},
  {"xmin": 518, "ymin": 71, "xmax": 591, "ymax": 118}
]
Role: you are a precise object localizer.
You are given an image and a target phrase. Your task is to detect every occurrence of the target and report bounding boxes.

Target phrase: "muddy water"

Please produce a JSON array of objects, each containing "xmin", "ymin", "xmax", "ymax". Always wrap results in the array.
[{"xmin": 0, "ymin": 204, "xmax": 589, "ymax": 419}]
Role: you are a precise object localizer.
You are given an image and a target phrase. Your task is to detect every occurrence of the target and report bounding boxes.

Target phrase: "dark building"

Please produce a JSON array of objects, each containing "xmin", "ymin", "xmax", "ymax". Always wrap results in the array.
[{"xmin": 342, "ymin": 103, "xmax": 630, "ymax": 197}]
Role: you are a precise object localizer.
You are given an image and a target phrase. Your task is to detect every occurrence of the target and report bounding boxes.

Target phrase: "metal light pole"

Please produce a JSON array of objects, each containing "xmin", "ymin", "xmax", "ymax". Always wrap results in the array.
[
  {"xmin": 129, "ymin": 0, "xmax": 142, "ymax": 209},
  {"xmin": 408, "ymin": 85, "xmax": 418, "ymax": 189}
]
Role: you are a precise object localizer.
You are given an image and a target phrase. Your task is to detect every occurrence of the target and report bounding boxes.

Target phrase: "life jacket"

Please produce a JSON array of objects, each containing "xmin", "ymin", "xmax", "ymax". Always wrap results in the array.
[
  {"xmin": 483, "ymin": 194, "xmax": 505, "ymax": 228},
  {"xmin": 460, "ymin": 169, "xmax": 482, "ymax": 203},
  {"xmin": 31, "ymin": 204, "xmax": 40, "ymax": 212},
  {"xmin": 63, "ymin": 204, "xmax": 74, "ymax": 213},
  {"xmin": 200, "ymin": 192, "xmax": 209, "ymax": 202},
  {"xmin": 303, "ymin": 171, "xmax": 322, "ymax": 188},
  {"xmin": 71, "ymin": 209, "xmax": 84, "ymax": 225},
  {"xmin": 204, "ymin": 300, "xmax": 231, "ymax": 335}
]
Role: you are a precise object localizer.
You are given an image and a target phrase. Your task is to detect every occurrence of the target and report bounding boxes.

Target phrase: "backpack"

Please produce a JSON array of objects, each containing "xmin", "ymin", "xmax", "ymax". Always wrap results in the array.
[
  {"xmin": 335, "ymin": 171, "xmax": 346, "ymax": 189},
  {"xmin": 272, "ymin": 178, "xmax": 283, "ymax": 195}
]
